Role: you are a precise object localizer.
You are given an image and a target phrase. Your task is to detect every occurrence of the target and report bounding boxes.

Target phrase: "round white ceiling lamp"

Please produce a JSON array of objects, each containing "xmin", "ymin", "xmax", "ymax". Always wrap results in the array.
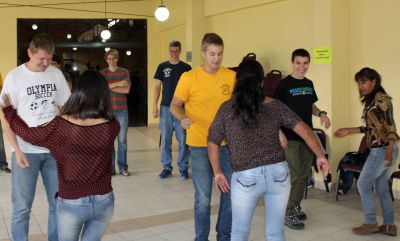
[
  {"xmin": 105, "ymin": 47, "xmax": 111, "ymax": 52},
  {"xmin": 155, "ymin": 1, "xmax": 169, "ymax": 22},
  {"xmin": 101, "ymin": 0, "xmax": 112, "ymax": 40},
  {"xmin": 126, "ymin": 50, "xmax": 132, "ymax": 56},
  {"xmin": 67, "ymin": 34, "xmax": 72, "ymax": 39},
  {"xmin": 32, "ymin": 24, "xmax": 38, "ymax": 30},
  {"xmin": 72, "ymin": 47, "xmax": 77, "ymax": 51},
  {"xmin": 101, "ymin": 29, "xmax": 111, "ymax": 40}
]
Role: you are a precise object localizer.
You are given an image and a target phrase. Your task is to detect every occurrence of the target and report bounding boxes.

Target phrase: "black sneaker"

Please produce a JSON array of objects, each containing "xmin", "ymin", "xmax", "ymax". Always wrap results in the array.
[
  {"xmin": 285, "ymin": 212, "xmax": 305, "ymax": 229},
  {"xmin": 0, "ymin": 166, "xmax": 11, "ymax": 173},
  {"xmin": 159, "ymin": 169, "xmax": 172, "ymax": 179},
  {"xmin": 179, "ymin": 170, "xmax": 189, "ymax": 180},
  {"xmin": 293, "ymin": 206, "xmax": 307, "ymax": 221}
]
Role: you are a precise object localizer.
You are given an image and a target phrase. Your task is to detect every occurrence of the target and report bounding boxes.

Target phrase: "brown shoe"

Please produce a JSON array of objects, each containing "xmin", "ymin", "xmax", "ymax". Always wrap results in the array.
[
  {"xmin": 379, "ymin": 225, "xmax": 397, "ymax": 236},
  {"xmin": 352, "ymin": 223, "xmax": 380, "ymax": 235}
]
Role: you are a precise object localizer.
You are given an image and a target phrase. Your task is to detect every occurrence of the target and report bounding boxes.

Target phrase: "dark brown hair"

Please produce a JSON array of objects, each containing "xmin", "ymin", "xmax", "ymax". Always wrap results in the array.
[
  {"xmin": 61, "ymin": 70, "xmax": 114, "ymax": 120},
  {"xmin": 354, "ymin": 67, "xmax": 388, "ymax": 104},
  {"xmin": 201, "ymin": 33, "xmax": 224, "ymax": 52}
]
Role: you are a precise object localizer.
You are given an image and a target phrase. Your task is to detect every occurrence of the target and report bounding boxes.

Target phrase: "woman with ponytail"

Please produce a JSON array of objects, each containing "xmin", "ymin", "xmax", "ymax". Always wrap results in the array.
[{"xmin": 207, "ymin": 60, "xmax": 331, "ymax": 241}]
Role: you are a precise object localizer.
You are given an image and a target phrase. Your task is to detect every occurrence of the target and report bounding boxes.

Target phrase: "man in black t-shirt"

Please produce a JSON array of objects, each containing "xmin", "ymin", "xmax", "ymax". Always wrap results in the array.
[
  {"xmin": 153, "ymin": 40, "xmax": 192, "ymax": 180},
  {"xmin": 274, "ymin": 48, "xmax": 331, "ymax": 230}
]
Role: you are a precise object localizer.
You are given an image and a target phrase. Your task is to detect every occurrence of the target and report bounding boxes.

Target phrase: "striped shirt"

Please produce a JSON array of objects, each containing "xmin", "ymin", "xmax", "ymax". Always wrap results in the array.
[{"xmin": 100, "ymin": 67, "xmax": 130, "ymax": 110}]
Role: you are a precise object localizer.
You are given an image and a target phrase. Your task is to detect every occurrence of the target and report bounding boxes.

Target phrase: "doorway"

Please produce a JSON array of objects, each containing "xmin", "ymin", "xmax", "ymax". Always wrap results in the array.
[{"xmin": 17, "ymin": 19, "xmax": 148, "ymax": 126}]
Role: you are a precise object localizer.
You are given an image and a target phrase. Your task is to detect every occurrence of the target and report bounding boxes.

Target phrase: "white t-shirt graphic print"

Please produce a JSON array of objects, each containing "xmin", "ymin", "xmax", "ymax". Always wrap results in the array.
[{"xmin": 1, "ymin": 64, "xmax": 71, "ymax": 153}]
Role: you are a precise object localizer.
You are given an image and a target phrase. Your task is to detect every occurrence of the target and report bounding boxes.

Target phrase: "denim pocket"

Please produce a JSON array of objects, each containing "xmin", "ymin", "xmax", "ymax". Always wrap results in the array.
[
  {"xmin": 272, "ymin": 162, "xmax": 289, "ymax": 183},
  {"xmin": 235, "ymin": 175, "xmax": 257, "ymax": 193}
]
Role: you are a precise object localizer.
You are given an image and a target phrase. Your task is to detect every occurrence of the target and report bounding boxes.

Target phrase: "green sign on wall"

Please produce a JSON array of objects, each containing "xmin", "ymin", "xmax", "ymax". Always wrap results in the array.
[{"xmin": 314, "ymin": 47, "xmax": 332, "ymax": 64}]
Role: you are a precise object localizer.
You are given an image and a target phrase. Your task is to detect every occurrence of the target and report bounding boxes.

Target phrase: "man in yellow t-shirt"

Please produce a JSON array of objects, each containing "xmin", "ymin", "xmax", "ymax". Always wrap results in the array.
[{"xmin": 170, "ymin": 33, "xmax": 235, "ymax": 241}]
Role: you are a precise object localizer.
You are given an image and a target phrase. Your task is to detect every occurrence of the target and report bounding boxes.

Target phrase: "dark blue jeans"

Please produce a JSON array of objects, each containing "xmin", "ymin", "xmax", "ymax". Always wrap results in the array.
[
  {"xmin": 0, "ymin": 126, "xmax": 8, "ymax": 168},
  {"xmin": 189, "ymin": 145, "xmax": 232, "ymax": 241}
]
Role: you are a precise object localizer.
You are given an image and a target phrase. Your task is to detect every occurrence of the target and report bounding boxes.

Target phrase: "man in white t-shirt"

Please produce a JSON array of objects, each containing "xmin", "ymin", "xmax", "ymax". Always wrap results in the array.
[{"xmin": 0, "ymin": 33, "xmax": 71, "ymax": 241}]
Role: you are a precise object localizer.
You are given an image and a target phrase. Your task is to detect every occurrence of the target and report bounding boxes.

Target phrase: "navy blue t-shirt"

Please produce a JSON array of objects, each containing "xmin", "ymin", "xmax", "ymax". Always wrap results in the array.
[
  {"xmin": 273, "ymin": 75, "xmax": 318, "ymax": 141},
  {"xmin": 154, "ymin": 61, "xmax": 192, "ymax": 107}
]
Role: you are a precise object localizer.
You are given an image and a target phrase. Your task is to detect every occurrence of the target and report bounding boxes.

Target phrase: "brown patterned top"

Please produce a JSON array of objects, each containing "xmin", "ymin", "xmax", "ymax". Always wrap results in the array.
[
  {"xmin": 362, "ymin": 92, "xmax": 400, "ymax": 148},
  {"xmin": 208, "ymin": 99, "xmax": 301, "ymax": 171}
]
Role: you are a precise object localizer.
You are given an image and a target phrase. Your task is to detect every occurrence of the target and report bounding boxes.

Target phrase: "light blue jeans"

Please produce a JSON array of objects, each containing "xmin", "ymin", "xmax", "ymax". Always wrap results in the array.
[
  {"xmin": 231, "ymin": 162, "xmax": 291, "ymax": 241},
  {"xmin": 357, "ymin": 144, "xmax": 399, "ymax": 225},
  {"xmin": 11, "ymin": 152, "xmax": 58, "ymax": 241},
  {"xmin": 57, "ymin": 192, "xmax": 114, "ymax": 241},
  {"xmin": 113, "ymin": 109, "xmax": 129, "ymax": 172},
  {"xmin": 159, "ymin": 105, "xmax": 189, "ymax": 171},
  {"xmin": 190, "ymin": 145, "xmax": 232, "ymax": 241}
]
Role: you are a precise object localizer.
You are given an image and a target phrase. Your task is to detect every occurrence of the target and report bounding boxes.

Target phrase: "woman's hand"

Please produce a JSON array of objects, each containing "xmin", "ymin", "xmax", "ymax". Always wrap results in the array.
[
  {"xmin": 384, "ymin": 145, "xmax": 394, "ymax": 167},
  {"xmin": 214, "ymin": 172, "xmax": 230, "ymax": 193},
  {"xmin": 334, "ymin": 128, "xmax": 349, "ymax": 137}
]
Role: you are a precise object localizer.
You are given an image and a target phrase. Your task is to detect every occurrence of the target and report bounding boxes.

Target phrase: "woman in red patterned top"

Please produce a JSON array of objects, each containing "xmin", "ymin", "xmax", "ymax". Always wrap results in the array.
[{"xmin": 2, "ymin": 70, "xmax": 120, "ymax": 241}]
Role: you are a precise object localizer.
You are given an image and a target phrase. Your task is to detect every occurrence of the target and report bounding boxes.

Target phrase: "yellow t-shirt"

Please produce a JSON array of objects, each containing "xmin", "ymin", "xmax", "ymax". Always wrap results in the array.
[{"xmin": 174, "ymin": 66, "xmax": 236, "ymax": 147}]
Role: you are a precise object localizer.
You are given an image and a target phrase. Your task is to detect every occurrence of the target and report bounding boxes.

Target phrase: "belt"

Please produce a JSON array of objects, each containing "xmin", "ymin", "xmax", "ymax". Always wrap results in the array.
[{"xmin": 370, "ymin": 143, "xmax": 388, "ymax": 149}]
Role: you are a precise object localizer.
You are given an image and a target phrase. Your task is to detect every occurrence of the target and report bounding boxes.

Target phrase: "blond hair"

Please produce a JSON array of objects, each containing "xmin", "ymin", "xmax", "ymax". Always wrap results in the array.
[{"xmin": 104, "ymin": 49, "xmax": 119, "ymax": 60}]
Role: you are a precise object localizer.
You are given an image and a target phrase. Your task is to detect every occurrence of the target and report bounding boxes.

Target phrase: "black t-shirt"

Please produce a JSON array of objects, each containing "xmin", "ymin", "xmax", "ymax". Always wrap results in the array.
[
  {"xmin": 154, "ymin": 61, "xmax": 192, "ymax": 107},
  {"xmin": 273, "ymin": 75, "xmax": 318, "ymax": 141}
]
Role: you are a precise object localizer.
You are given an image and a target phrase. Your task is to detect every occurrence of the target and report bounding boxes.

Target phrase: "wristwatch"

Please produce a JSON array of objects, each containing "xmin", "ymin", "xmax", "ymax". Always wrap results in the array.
[{"xmin": 318, "ymin": 111, "xmax": 327, "ymax": 117}]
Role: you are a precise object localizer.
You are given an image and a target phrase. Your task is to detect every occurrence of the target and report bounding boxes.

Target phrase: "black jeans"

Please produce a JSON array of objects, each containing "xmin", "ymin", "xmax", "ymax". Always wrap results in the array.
[{"xmin": 0, "ymin": 126, "xmax": 8, "ymax": 168}]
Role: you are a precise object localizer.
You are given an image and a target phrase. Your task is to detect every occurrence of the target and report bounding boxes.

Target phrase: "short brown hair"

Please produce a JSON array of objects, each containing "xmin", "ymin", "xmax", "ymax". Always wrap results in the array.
[
  {"xmin": 104, "ymin": 49, "xmax": 119, "ymax": 60},
  {"xmin": 169, "ymin": 40, "xmax": 181, "ymax": 49},
  {"xmin": 201, "ymin": 33, "xmax": 224, "ymax": 52},
  {"xmin": 29, "ymin": 33, "xmax": 55, "ymax": 54}
]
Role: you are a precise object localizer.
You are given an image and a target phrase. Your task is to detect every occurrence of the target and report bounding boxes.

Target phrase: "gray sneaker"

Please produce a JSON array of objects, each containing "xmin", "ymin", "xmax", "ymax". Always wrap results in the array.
[
  {"xmin": 285, "ymin": 212, "xmax": 305, "ymax": 229},
  {"xmin": 293, "ymin": 206, "xmax": 307, "ymax": 221}
]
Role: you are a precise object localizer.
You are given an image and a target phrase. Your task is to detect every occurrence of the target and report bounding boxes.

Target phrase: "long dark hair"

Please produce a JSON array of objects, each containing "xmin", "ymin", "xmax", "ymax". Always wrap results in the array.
[
  {"xmin": 233, "ymin": 60, "xmax": 265, "ymax": 128},
  {"xmin": 354, "ymin": 67, "xmax": 388, "ymax": 105},
  {"xmin": 61, "ymin": 70, "xmax": 114, "ymax": 120}
]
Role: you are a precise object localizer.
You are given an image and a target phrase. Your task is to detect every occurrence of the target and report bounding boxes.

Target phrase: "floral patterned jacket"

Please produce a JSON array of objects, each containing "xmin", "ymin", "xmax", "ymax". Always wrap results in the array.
[{"xmin": 362, "ymin": 92, "xmax": 400, "ymax": 148}]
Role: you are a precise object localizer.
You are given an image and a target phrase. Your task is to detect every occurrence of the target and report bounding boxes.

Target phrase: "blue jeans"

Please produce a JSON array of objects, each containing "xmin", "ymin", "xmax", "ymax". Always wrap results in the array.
[
  {"xmin": 11, "ymin": 152, "xmax": 58, "ymax": 241},
  {"xmin": 357, "ymin": 144, "xmax": 399, "ymax": 225},
  {"xmin": 57, "ymin": 192, "xmax": 114, "ymax": 241},
  {"xmin": 160, "ymin": 105, "xmax": 189, "ymax": 171},
  {"xmin": 190, "ymin": 145, "xmax": 232, "ymax": 241},
  {"xmin": 231, "ymin": 162, "xmax": 291, "ymax": 241},
  {"xmin": 113, "ymin": 109, "xmax": 129, "ymax": 172}
]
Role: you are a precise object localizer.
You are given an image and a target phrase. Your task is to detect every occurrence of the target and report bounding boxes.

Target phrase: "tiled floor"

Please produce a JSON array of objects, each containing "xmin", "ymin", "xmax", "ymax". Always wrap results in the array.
[{"xmin": 0, "ymin": 126, "xmax": 399, "ymax": 241}]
